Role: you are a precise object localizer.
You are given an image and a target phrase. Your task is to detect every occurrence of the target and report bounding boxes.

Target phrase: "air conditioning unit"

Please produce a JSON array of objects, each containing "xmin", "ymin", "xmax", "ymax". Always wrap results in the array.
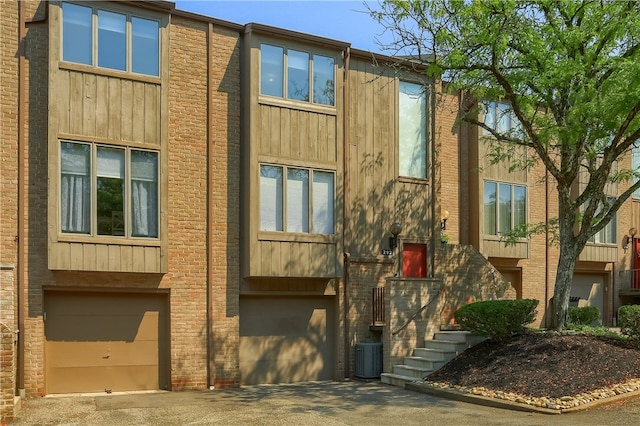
[{"xmin": 354, "ymin": 342, "xmax": 383, "ymax": 379}]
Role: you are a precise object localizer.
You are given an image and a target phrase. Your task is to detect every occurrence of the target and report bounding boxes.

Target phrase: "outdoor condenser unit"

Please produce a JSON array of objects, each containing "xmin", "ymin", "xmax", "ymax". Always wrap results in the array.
[{"xmin": 354, "ymin": 342, "xmax": 383, "ymax": 379}]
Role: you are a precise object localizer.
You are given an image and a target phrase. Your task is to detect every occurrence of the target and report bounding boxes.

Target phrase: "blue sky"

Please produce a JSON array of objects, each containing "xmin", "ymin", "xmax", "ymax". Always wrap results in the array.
[{"xmin": 173, "ymin": 1, "xmax": 391, "ymax": 53}]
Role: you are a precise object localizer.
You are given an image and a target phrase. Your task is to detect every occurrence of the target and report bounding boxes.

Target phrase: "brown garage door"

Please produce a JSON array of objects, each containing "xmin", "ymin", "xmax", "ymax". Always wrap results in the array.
[
  {"xmin": 44, "ymin": 291, "xmax": 169, "ymax": 394},
  {"xmin": 572, "ymin": 274, "xmax": 605, "ymax": 325},
  {"xmin": 240, "ymin": 296, "xmax": 336, "ymax": 385}
]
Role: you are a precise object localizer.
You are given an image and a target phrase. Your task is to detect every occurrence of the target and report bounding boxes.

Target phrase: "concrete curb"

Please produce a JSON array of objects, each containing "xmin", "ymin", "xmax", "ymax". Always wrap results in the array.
[{"xmin": 405, "ymin": 382, "xmax": 640, "ymax": 414}]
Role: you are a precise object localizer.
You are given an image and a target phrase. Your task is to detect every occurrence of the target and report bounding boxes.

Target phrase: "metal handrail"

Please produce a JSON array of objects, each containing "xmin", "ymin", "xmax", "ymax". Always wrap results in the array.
[{"xmin": 391, "ymin": 288, "xmax": 442, "ymax": 336}]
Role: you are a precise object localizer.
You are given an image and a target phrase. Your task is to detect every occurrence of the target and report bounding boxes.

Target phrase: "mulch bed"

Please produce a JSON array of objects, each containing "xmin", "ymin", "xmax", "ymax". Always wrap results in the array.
[{"xmin": 425, "ymin": 332, "xmax": 640, "ymax": 398}]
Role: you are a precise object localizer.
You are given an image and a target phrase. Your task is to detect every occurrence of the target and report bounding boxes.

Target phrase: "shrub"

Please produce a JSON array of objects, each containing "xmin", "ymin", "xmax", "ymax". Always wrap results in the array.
[
  {"xmin": 568, "ymin": 306, "xmax": 600, "ymax": 326},
  {"xmin": 453, "ymin": 299, "xmax": 538, "ymax": 341},
  {"xmin": 618, "ymin": 305, "xmax": 640, "ymax": 340}
]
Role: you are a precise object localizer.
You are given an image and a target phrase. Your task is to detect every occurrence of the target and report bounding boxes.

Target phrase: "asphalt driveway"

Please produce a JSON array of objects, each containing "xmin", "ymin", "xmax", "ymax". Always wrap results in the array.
[{"xmin": 9, "ymin": 380, "xmax": 640, "ymax": 425}]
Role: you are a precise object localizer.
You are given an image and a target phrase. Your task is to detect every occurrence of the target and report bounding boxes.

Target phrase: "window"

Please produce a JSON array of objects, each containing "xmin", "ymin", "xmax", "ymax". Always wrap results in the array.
[
  {"xmin": 260, "ymin": 164, "xmax": 334, "ymax": 234},
  {"xmin": 260, "ymin": 44, "xmax": 335, "ymax": 106},
  {"xmin": 588, "ymin": 199, "xmax": 617, "ymax": 244},
  {"xmin": 633, "ymin": 146, "xmax": 640, "ymax": 199},
  {"xmin": 61, "ymin": 2, "xmax": 160, "ymax": 76},
  {"xmin": 483, "ymin": 181, "xmax": 527, "ymax": 235},
  {"xmin": 61, "ymin": 141, "xmax": 159, "ymax": 238},
  {"xmin": 399, "ymin": 81, "xmax": 427, "ymax": 179},
  {"xmin": 483, "ymin": 101, "xmax": 523, "ymax": 137}
]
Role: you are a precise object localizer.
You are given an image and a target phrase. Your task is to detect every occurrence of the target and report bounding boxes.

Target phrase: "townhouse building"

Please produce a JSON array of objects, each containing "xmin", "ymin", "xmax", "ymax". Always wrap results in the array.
[{"xmin": 2, "ymin": 0, "xmax": 639, "ymax": 421}]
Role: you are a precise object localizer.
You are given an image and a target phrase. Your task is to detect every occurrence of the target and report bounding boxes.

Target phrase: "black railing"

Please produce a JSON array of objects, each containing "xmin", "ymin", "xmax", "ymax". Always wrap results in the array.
[{"xmin": 372, "ymin": 287, "xmax": 385, "ymax": 326}]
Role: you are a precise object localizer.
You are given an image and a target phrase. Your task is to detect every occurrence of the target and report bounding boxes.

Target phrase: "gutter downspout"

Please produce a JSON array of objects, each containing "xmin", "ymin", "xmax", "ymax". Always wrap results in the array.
[
  {"xmin": 207, "ymin": 21, "xmax": 215, "ymax": 389},
  {"xmin": 342, "ymin": 47, "xmax": 351, "ymax": 380},
  {"xmin": 430, "ymin": 79, "xmax": 437, "ymax": 278},
  {"xmin": 17, "ymin": 0, "xmax": 48, "ymax": 397}
]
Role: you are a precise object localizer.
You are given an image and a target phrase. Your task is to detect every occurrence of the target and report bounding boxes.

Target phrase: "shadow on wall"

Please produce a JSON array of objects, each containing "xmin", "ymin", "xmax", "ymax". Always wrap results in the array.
[{"xmin": 434, "ymin": 243, "xmax": 515, "ymax": 325}]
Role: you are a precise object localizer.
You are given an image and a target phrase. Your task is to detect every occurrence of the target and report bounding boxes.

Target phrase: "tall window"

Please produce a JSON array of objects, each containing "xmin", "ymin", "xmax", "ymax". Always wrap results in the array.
[
  {"xmin": 399, "ymin": 81, "xmax": 427, "ymax": 179},
  {"xmin": 633, "ymin": 146, "xmax": 640, "ymax": 199},
  {"xmin": 588, "ymin": 199, "xmax": 617, "ymax": 244},
  {"xmin": 61, "ymin": 141, "xmax": 159, "ymax": 238},
  {"xmin": 483, "ymin": 101, "xmax": 523, "ymax": 137},
  {"xmin": 61, "ymin": 2, "xmax": 160, "ymax": 76},
  {"xmin": 260, "ymin": 164, "xmax": 334, "ymax": 234},
  {"xmin": 260, "ymin": 44, "xmax": 335, "ymax": 106},
  {"xmin": 483, "ymin": 181, "xmax": 526, "ymax": 235}
]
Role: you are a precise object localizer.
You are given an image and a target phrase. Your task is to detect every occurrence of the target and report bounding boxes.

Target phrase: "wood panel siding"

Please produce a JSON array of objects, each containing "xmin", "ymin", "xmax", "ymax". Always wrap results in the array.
[
  {"xmin": 579, "ymin": 245, "xmax": 618, "ymax": 263},
  {"xmin": 257, "ymin": 104, "xmax": 337, "ymax": 163},
  {"xmin": 481, "ymin": 238, "xmax": 528, "ymax": 259},
  {"xmin": 346, "ymin": 57, "xmax": 433, "ymax": 259},
  {"xmin": 47, "ymin": 3, "xmax": 169, "ymax": 273},
  {"xmin": 48, "ymin": 242, "xmax": 162, "ymax": 273},
  {"xmin": 243, "ymin": 31, "xmax": 344, "ymax": 278},
  {"xmin": 56, "ymin": 69, "xmax": 161, "ymax": 145},
  {"xmin": 478, "ymin": 140, "xmax": 527, "ymax": 183}
]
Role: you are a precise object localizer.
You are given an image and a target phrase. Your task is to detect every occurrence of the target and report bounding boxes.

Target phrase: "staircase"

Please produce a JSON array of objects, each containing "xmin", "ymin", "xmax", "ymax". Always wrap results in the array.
[{"xmin": 381, "ymin": 331, "xmax": 486, "ymax": 388}]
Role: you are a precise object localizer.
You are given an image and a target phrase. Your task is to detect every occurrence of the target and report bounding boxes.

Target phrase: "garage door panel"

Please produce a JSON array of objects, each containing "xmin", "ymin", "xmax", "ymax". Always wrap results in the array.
[
  {"xmin": 45, "ymin": 291, "xmax": 167, "ymax": 394},
  {"xmin": 240, "ymin": 296, "xmax": 335, "ymax": 385},
  {"xmin": 46, "ymin": 340, "xmax": 159, "ymax": 367},
  {"xmin": 572, "ymin": 274, "xmax": 605, "ymax": 325},
  {"xmin": 47, "ymin": 365, "xmax": 158, "ymax": 393}
]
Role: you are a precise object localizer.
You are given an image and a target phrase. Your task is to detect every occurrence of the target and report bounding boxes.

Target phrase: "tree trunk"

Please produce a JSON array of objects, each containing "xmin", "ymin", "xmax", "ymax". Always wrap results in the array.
[{"xmin": 552, "ymin": 236, "xmax": 577, "ymax": 330}]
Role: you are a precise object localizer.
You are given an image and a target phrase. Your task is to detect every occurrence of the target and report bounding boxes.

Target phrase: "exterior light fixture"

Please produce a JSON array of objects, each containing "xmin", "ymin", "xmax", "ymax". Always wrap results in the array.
[
  {"xmin": 389, "ymin": 222, "xmax": 403, "ymax": 251},
  {"xmin": 441, "ymin": 210, "xmax": 449, "ymax": 230},
  {"xmin": 623, "ymin": 227, "xmax": 637, "ymax": 254}
]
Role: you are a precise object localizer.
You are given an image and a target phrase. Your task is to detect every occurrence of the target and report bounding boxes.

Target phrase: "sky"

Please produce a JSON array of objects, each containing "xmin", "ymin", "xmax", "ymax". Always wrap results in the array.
[{"xmin": 173, "ymin": 1, "xmax": 392, "ymax": 53}]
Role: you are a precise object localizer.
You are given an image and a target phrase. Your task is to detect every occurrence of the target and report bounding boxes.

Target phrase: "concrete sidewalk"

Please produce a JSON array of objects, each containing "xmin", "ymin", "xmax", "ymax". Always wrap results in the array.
[{"xmin": 9, "ymin": 381, "xmax": 640, "ymax": 425}]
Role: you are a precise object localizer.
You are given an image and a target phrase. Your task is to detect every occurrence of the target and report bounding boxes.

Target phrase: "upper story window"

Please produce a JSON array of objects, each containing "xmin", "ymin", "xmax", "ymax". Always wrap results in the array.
[
  {"xmin": 61, "ymin": 141, "xmax": 159, "ymax": 238},
  {"xmin": 399, "ymin": 81, "xmax": 427, "ymax": 179},
  {"xmin": 633, "ymin": 146, "xmax": 640, "ymax": 199},
  {"xmin": 483, "ymin": 181, "xmax": 527, "ymax": 236},
  {"xmin": 259, "ymin": 164, "xmax": 335, "ymax": 234},
  {"xmin": 260, "ymin": 44, "xmax": 335, "ymax": 106},
  {"xmin": 587, "ymin": 198, "xmax": 617, "ymax": 244},
  {"xmin": 483, "ymin": 101, "xmax": 523, "ymax": 137},
  {"xmin": 61, "ymin": 2, "xmax": 160, "ymax": 76}
]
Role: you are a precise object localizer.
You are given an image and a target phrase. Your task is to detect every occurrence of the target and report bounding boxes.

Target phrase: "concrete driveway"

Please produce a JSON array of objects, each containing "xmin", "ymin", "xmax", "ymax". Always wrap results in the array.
[{"xmin": 10, "ymin": 380, "xmax": 640, "ymax": 425}]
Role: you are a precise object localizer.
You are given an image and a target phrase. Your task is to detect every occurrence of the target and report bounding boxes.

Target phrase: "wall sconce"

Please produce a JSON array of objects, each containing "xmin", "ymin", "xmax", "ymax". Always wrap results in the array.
[
  {"xmin": 389, "ymin": 222, "xmax": 403, "ymax": 251},
  {"xmin": 441, "ymin": 210, "xmax": 449, "ymax": 231},
  {"xmin": 623, "ymin": 227, "xmax": 637, "ymax": 253}
]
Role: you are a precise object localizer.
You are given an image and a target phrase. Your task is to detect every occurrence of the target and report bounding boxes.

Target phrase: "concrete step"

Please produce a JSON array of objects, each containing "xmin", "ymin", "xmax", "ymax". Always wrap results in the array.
[
  {"xmin": 404, "ymin": 356, "xmax": 445, "ymax": 371},
  {"xmin": 412, "ymin": 347, "xmax": 453, "ymax": 361},
  {"xmin": 380, "ymin": 373, "xmax": 422, "ymax": 387},
  {"xmin": 421, "ymin": 339, "xmax": 468, "ymax": 353},
  {"xmin": 392, "ymin": 364, "xmax": 433, "ymax": 379}
]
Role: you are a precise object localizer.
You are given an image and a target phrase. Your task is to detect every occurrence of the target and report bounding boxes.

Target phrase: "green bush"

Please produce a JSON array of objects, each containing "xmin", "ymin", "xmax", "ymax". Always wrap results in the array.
[
  {"xmin": 618, "ymin": 305, "xmax": 640, "ymax": 340},
  {"xmin": 568, "ymin": 306, "xmax": 600, "ymax": 326},
  {"xmin": 453, "ymin": 299, "xmax": 538, "ymax": 341}
]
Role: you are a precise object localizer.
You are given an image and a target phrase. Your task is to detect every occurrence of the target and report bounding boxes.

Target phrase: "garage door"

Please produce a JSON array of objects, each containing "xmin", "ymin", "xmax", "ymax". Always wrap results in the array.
[
  {"xmin": 44, "ymin": 291, "xmax": 169, "ymax": 394},
  {"xmin": 240, "ymin": 296, "xmax": 336, "ymax": 385},
  {"xmin": 572, "ymin": 274, "xmax": 605, "ymax": 325}
]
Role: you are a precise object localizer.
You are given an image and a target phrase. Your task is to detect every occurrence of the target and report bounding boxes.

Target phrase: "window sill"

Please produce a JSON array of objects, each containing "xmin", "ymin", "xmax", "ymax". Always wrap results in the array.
[
  {"xmin": 59, "ymin": 61, "xmax": 161, "ymax": 85},
  {"xmin": 57, "ymin": 234, "xmax": 161, "ymax": 247},
  {"xmin": 258, "ymin": 231, "xmax": 337, "ymax": 244},
  {"xmin": 258, "ymin": 95, "xmax": 337, "ymax": 115},
  {"xmin": 398, "ymin": 176, "xmax": 430, "ymax": 184}
]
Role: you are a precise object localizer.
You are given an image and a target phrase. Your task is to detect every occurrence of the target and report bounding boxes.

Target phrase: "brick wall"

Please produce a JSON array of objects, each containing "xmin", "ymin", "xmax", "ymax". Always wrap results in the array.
[
  {"xmin": 14, "ymin": 3, "xmax": 242, "ymax": 396},
  {"xmin": 0, "ymin": 0, "xmax": 19, "ymax": 417}
]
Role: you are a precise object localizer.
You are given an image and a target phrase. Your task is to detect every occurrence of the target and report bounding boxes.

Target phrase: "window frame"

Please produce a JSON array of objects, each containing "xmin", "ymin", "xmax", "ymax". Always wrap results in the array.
[
  {"xmin": 59, "ymin": 140, "xmax": 160, "ymax": 240},
  {"xmin": 259, "ymin": 163, "xmax": 336, "ymax": 235},
  {"xmin": 398, "ymin": 80, "xmax": 428, "ymax": 180},
  {"xmin": 60, "ymin": 1, "xmax": 161, "ymax": 77},
  {"xmin": 483, "ymin": 180, "xmax": 527, "ymax": 237},
  {"xmin": 482, "ymin": 101, "xmax": 523, "ymax": 137},
  {"xmin": 633, "ymin": 145, "xmax": 640, "ymax": 200},
  {"xmin": 259, "ymin": 43, "xmax": 336, "ymax": 107},
  {"xmin": 587, "ymin": 198, "xmax": 617, "ymax": 245}
]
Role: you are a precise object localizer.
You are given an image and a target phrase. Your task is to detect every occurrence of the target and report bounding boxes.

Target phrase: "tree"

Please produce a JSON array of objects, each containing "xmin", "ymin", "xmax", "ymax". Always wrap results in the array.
[{"xmin": 369, "ymin": 0, "xmax": 640, "ymax": 329}]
